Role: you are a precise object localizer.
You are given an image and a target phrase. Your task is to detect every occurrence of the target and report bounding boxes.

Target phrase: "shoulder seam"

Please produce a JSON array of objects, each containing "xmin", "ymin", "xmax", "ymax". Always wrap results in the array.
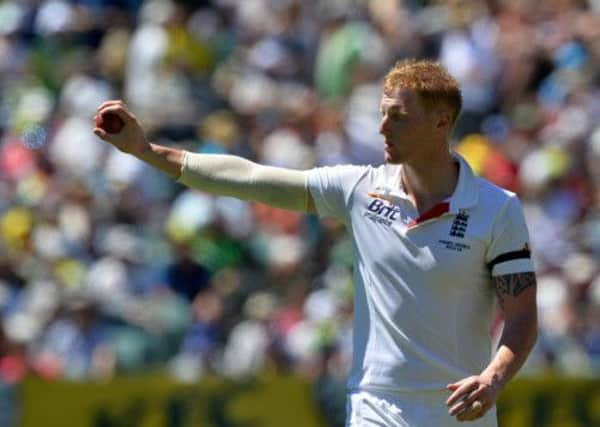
[{"xmin": 345, "ymin": 165, "xmax": 372, "ymax": 211}]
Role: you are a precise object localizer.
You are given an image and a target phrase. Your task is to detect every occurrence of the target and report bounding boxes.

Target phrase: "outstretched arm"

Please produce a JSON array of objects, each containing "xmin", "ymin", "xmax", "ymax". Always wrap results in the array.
[
  {"xmin": 446, "ymin": 272, "xmax": 537, "ymax": 422},
  {"xmin": 94, "ymin": 100, "xmax": 316, "ymax": 213}
]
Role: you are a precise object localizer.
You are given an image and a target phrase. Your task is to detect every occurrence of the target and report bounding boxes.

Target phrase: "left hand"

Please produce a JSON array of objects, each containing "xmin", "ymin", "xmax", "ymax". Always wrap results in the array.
[{"xmin": 446, "ymin": 374, "xmax": 501, "ymax": 422}]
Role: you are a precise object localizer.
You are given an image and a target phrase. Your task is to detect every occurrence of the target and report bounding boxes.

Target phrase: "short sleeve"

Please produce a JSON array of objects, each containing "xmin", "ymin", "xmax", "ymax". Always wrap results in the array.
[
  {"xmin": 307, "ymin": 165, "xmax": 368, "ymax": 223},
  {"xmin": 486, "ymin": 195, "xmax": 535, "ymax": 277}
]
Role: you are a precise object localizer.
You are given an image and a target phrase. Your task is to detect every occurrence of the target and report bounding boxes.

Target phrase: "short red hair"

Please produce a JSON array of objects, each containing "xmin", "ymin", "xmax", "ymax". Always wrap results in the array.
[{"xmin": 383, "ymin": 59, "xmax": 462, "ymax": 124}]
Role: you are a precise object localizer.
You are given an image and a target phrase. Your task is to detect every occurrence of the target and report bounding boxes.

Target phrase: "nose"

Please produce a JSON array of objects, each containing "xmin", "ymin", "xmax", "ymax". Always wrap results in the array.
[{"xmin": 379, "ymin": 116, "xmax": 388, "ymax": 135}]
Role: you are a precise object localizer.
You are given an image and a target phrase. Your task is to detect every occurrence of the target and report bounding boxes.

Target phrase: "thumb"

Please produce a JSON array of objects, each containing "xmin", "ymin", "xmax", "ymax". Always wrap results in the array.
[{"xmin": 93, "ymin": 128, "xmax": 107, "ymax": 139}]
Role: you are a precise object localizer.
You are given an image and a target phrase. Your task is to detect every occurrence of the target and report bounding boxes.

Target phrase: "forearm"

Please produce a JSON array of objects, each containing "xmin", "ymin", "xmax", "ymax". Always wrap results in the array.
[
  {"xmin": 447, "ymin": 272, "xmax": 537, "ymax": 421},
  {"xmin": 93, "ymin": 102, "xmax": 313, "ymax": 211},
  {"xmin": 177, "ymin": 151, "xmax": 311, "ymax": 212},
  {"xmin": 135, "ymin": 143, "xmax": 184, "ymax": 179},
  {"xmin": 481, "ymin": 312, "xmax": 537, "ymax": 388}
]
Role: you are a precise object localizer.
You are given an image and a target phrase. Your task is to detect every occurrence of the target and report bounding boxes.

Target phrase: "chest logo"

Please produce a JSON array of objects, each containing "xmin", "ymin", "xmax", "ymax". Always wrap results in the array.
[
  {"xmin": 363, "ymin": 198, "xmax": 402, "ymax": 226},
  {"xmin": 449, "ymin": 210, "xmax": 469, "ymax": 238}
]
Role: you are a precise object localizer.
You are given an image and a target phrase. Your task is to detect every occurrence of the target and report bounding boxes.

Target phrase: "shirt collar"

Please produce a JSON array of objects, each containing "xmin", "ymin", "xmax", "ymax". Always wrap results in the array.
[
  {"xmin": 448, "ymin": 151, "xmax": 479, "ymax": 213},
  {"xmin": 390, "ymin": 151, "xmax": 478, "ymax": 213}
]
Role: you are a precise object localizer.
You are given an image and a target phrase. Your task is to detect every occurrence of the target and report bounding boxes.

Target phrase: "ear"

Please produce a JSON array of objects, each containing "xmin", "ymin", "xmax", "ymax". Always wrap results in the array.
[{"xmin": 435, "ymin": 111, "xmax": 451, "ymax": 130}]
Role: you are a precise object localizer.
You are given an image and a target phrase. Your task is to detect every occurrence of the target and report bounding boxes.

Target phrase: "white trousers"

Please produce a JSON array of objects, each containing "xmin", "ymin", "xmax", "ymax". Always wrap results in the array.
[{"xmin": 346, "ymin": 390, "xmax": 497, "ymax": 427}]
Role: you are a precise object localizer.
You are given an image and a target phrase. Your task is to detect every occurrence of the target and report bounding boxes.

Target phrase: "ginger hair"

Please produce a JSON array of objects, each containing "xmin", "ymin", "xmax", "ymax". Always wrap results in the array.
[{"xmin": 383, "ymin": 59, "xmax": 462, "ymax": 125}]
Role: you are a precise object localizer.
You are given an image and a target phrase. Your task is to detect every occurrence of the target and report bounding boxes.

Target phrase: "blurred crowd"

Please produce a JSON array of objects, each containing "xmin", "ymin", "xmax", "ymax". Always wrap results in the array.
[{"xmin": 1, "ymin": 2, "xmax": 600, "ymax": 420}]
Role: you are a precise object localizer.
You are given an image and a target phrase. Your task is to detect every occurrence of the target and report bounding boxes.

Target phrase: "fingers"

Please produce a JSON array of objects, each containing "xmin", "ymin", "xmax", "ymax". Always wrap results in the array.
[
  {"xmin": 93, "ymin": 127, "xmax": 107, "ymax": 139},
  {"xmin": 96, "ymin": 100, "xmax": 137, "ymax": 124},
  {"xmin": 446, "ymin": 380, "xmax": 463, "ymax": 392},
  {"xmin": 448, "ymin": 387, "xmax": 484, "ymax": 416},
  {"xmin": 98, "ymin": 106, "xmax": 136, "ymax": 124},
  {"xmin": 457, "ymin": 399, "xmax": 493, "ymax": 422},
  {"xmin": 96, "ymin": 99, "xmax": 127, "ymax": 112},
  {"xmin": 446, "ymin": 375, "xmax": 472, "ymax": 391},
  {"xmin": 456, "ymin": 401, "xmax": 484, "ymax": 422},
  {"xmin": 446, "ymin": 377, "xmax": 478, "ymax": 407},
  {"xmin": 446, "ymin": 376, "xmax": 495, "ymax": 422}
]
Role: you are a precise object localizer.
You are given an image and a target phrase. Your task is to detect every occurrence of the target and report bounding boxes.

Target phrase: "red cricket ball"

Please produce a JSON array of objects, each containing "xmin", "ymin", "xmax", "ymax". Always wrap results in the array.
[{"xmin": 95, "ymin": 112, "xmax": 125, "ymax": 134}]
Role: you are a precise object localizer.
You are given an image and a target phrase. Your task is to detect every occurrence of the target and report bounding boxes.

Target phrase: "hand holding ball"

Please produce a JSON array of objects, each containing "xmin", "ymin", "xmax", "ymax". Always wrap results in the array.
[
  {"xmin": 95, "ymin": 112, "xmax": 125, "ymax": 134},
  {"xmin": 94, "ymin": 101, "xmax": 150, "ymax": 156}
]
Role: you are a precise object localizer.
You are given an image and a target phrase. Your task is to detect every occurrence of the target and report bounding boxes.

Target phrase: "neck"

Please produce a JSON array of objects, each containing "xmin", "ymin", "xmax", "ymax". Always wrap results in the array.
[{"xmin": 399, "ymin": 149, "xmax": 458, "ymax": 206}]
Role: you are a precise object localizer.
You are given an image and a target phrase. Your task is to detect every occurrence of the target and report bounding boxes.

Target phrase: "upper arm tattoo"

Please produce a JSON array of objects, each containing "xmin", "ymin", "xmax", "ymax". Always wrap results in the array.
[{"xmin": 493, "ymin": 272, "xmax": 536, "ymax": 309}]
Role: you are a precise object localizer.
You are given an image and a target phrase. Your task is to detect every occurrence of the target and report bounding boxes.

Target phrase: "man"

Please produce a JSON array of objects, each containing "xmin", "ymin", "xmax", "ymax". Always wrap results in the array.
[{"xmin": 93, "ymin": 59, "xmax": 537, "ymax": 426}]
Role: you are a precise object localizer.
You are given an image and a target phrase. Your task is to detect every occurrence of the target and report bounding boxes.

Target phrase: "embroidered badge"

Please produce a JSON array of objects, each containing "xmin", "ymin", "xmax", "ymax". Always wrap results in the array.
[{"xmin": 449, "ymin": 209, "xmax": 469, "ymax": 238}]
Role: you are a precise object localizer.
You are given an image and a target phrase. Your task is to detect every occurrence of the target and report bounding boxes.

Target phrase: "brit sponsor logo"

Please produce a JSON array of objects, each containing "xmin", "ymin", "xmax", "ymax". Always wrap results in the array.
[{"xmin": 363, "ymin": 198, "xmax": 402, "ymax": 226}]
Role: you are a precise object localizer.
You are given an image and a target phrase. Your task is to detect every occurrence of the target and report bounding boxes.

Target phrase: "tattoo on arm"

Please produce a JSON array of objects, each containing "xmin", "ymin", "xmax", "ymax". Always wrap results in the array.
[{"xmin": 494, "ymin": 272, "xmax": 536, "ymax": 308}]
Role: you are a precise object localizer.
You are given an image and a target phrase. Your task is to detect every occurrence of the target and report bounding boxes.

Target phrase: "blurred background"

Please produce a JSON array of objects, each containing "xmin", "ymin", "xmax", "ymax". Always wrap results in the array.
[{"xmin": 0, "ymin": 0, "xmax": 599, "ymax": 426}]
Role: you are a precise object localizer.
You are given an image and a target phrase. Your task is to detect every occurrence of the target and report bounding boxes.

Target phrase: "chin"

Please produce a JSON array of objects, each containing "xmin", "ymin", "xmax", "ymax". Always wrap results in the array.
[{"xmin": 384, "ymin": 152, "xmax": 403, "ymax": 165}]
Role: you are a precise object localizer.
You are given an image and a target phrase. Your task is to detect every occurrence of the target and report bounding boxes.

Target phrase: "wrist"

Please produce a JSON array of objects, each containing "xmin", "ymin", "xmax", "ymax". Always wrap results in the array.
[
  {"xmin": 132, "ymin": 140, "xmax": 153, "ymax": 159},
  {"xmin": 131, "ymin": 143, "xmax": 183, "ymax": 179},
  {"xmin": 480, "ymin": 369, "xmax": 504, "ymax": 391}
]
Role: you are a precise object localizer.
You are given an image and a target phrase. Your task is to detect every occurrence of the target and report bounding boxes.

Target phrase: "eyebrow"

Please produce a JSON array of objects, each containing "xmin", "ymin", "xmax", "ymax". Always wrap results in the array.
[{"xmin": 380, "ymin": 105, "xmax": 405, "ymax": 114}]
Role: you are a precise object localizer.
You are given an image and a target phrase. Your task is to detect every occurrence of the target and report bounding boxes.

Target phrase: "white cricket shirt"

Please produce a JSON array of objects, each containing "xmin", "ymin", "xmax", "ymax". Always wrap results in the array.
[{"xmin": 307, "ymin": 153, "xmax": 534, "ymax": 392}]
